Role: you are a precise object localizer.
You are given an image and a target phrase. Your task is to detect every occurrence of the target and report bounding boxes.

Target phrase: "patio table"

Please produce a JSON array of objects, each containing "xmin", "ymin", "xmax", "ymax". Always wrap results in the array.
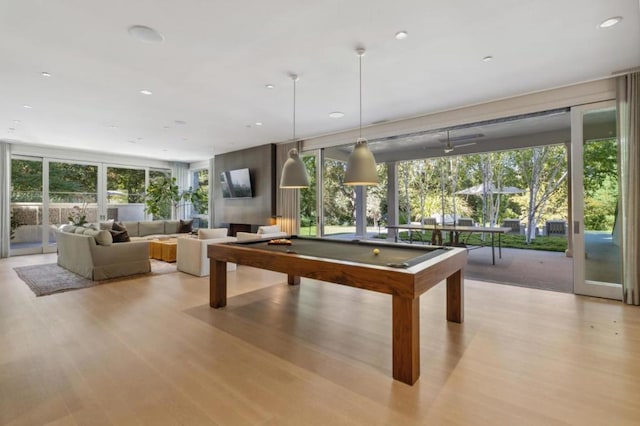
[{"xmin": 386, "ymin": 224, "xmax": 512, "ymax": 265}]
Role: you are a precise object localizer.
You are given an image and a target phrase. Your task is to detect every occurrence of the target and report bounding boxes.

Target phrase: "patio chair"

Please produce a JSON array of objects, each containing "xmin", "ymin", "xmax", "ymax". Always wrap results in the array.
[
  {"xmin": 502, "ymin": 219, "xmax": 521, "ymax": 233},
  {"xmin": 424, "ymin": 217, "xmax": 437, "ymax": 226},
  {"xmin": 545, "ymin": 220, "xmax": 567, "ymax": 236},
  {"xmin": 457, "ymin": 218, "xmax": 474, "ymax": 226}
]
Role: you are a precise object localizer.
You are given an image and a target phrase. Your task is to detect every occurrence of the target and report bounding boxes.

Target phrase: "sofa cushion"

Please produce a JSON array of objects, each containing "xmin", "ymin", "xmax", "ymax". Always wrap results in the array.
[
  {"xmin": 179, "ymin": 219, "xmax": 193, "ymax": 233},
  {"xmin": 122, "ymin": 221, "xmax": 139, "ymax": 237},
  {"xmin": 164, "ymin": 220, "xmax": 180, "ymax": 234},
  {"xmin": 74, "ymin": 227, "xmax": 87, "ymax": 234},
  {"xmin": 198, "ymin": 228, "xmax": 228, "ymax": 239},
  {"xmin": 257, "ymin": 225, "xmax": 281, "ymax": 234},
  {"xmin": 139, "ymin": 221, "xmax": 165, "ymax": 237}
]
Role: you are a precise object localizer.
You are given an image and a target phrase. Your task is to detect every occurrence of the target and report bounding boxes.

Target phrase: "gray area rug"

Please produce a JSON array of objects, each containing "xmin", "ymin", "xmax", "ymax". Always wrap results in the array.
[{"xmin": 13, "ymin": 261, "xmax": 176, "ymax": 297}]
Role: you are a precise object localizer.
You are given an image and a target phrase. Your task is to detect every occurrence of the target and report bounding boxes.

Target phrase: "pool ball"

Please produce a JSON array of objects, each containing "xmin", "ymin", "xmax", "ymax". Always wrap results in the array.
[{"xmin": 373, "ymin": 248, "xmax": 380, "ymax": 255}]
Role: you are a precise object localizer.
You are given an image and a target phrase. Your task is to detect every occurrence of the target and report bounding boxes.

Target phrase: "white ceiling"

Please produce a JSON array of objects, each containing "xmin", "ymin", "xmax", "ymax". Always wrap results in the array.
[{"xmin": 1, "ymin": 0, "xmax": 639, "ymax": 163}]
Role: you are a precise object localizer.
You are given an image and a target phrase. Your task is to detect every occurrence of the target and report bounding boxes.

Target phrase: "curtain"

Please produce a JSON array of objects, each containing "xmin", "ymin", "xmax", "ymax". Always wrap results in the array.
[
  {"xmin": 617, "ymin": 72, "xmax": 640, "ymax": 305},
  {"xmin": 276, "ymin": 142, "xmax": 300, "ymax": 235},
  {"xmin": 0, "ymin": 142, "xmax": 11, "ymax": 258},
  {"xmin": 170, "ymin": 161, "xmax": 190, "ymax": 220},
  {"xmin": 208, "ymin": 157, "xmax": 215, "ymax": 227}
]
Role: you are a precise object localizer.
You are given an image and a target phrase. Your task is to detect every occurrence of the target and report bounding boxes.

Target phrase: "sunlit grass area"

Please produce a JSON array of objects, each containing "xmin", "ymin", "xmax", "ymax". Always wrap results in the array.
[{"xmin": 299, "ymin": 226, "xmax": 568, "ymax": 252}]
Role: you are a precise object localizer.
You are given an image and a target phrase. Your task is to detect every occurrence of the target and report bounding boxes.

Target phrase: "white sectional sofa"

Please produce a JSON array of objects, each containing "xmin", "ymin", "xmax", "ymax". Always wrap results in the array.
[
  {"xmin": 235, "ymin": 225, "xmax": 288, "ymax": 241},
  {"xmin": 176, "ymin": 228, "xmax": 237, "ymax": 277},
  {"xmin": 56, "ymin": 225, "xmax": 150, "ymax": 280}
]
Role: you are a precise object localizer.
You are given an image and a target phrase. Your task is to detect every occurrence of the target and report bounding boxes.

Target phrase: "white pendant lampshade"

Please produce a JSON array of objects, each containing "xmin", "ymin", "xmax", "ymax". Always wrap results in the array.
[
  {"xmin": 344, "ymin": 138, "xmax": 378, "ymax": 185},
  {"xmin": 344, "ymin": 47, "xmax": 378, "ymax": 186},
  {"xmin": 280, "ymin": 148, "xmax": 310, "ymax": 188},
  {"xmin": 280, "ymin": 73, "xmax": 310, "ymax": 189}
]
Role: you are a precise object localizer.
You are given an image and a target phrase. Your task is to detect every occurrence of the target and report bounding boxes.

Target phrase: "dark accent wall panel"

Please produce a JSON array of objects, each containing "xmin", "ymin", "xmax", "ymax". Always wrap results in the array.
[{"xmin": 213, "ymin": 144, "xmax": 276, "ymax": 227}]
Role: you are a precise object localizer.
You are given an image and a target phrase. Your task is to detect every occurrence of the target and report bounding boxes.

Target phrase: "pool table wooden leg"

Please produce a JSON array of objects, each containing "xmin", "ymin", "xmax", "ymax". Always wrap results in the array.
[
  {"xmin": 446, "ymin": 269, "xmax": 464, "ymax": 323},
  {"xmin": 392, "ymin": 295, "xmax": 420, "ymax": 385},
  {"xmin": 210, "ymin": 260, "xmax": 227, "ymax": 308},
  {"xmin": 288, "ymin": 275, "xmax": 300, "ymax": 285}
]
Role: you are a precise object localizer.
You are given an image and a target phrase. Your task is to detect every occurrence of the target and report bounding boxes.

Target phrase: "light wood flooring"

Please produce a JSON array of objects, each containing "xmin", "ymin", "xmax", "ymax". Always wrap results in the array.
[{"xmin": 1, "ymin": 253, "xmax": 640, "ymax": 425}]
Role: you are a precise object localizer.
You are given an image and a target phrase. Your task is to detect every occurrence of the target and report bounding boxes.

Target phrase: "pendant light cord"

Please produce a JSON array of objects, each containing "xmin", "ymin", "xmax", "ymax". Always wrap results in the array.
[
  {"xmin": 292, "ymin": 75, "xmax": 297, "ymax": 142},
  {"xmin": 359, "ymin": 52, "xmax": 362, "ymax": 139}
]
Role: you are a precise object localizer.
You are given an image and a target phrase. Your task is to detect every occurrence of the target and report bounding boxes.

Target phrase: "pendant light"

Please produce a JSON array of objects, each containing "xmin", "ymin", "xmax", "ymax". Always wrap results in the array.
[
  {"xmin": 344, "ymin": 47, "xmax": 378, "ymax": 186},
  {"xmin": 280, "ymin": 73, "xmax": 310, "ymax": 188}
]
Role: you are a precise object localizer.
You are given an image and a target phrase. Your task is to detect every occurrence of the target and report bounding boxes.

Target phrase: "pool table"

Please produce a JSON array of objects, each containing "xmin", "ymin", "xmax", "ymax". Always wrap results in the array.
[{"xmin": 207, "ymin": 236, "xmax": 467, "ymax": 385}]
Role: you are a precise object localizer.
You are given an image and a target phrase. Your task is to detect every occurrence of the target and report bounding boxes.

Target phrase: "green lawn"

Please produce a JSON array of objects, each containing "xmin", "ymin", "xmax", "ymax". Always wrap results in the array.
[
  {"xmin": 299, "ymin": 226, "xmax": 568, "ymax": 252},
  {"xmin": 375, "ymin": 231, "xmax": 567, "ymax": 252}
]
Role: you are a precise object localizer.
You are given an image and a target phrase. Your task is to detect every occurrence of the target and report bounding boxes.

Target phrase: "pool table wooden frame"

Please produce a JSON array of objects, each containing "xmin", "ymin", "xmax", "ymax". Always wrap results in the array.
[{"xmin": 207, "ymin": 238, "xmax": 467, "ymax": 385}]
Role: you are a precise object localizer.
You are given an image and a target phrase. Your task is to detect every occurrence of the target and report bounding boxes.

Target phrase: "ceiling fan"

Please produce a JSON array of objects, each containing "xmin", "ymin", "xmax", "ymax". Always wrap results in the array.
[{"xmin": 438, "ymin": 130, "xmax": 478, "ymax": 153}]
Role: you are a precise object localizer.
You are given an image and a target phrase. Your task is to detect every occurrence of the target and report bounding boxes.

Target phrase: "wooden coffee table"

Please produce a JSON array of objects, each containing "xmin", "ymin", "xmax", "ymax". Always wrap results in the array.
[{"xmin": 149, "ymin": 239, "xmax": 178, "ymax": 262}]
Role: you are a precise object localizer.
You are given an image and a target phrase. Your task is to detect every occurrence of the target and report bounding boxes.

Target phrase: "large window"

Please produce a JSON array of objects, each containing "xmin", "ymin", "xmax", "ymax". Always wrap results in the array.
[
  {"xmin": 107, "ymin": 166, "xmax": 145, "ymax": 221},
  {"xmin": 148, "ymin": 169, "xmax": 172, "ymax": 219},
  {"xmin": 48, "ymin": 161, "xmax": 98, "ymax": 249},
  {"xmin": 190, "ymin": 168, "xmax": 209, "ymax": 228}
]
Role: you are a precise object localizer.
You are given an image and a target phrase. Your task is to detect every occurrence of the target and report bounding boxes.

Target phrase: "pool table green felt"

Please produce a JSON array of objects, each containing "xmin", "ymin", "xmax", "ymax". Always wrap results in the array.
[{"xmin": 250, "ymin": 237, "xmax": 448, "ymax": 268}]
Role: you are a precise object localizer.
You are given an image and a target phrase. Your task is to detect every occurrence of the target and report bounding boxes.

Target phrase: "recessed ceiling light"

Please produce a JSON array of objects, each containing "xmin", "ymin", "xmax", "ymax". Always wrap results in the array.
[
  {"xmin": 140, "ymin": 89, "xmax": 153, "ymax": 95},
  {"xmin": 163, "ymin": 125, "xmax": 170, "ymax": 129},
  {"xmin": 137, "ymin": 137, "xmax": 143, "ymax": 140},
  {"xmin": 8, "ymin": 127, "xmax": 16, "ymax": 132},
  {"xmin": 128, "ymin": 140, "xmax": 136, "ymax": 144},
  {"xmin": 482, "ymin": 55, "xmax": 493, "ymax": 62},
  {"xmin": 174, "ymin": 120, "xmax": 187, "ymax": 125},
  {"xmin": 128, "ymin": 25, "xmax": 164, "ymax": 43},
  {"xmin": 255, "ymin": 122, "xmax": 263, "ymax": 126},
  {"xmin": 162, "ymin": 149, "xmax": 168, "ymax": 152},
  {"xmin": 13, "ymin": 119, "xmax": 21, "ymax": 123},
  {"xmin": 41, "ymin": 71, "xmax": 52, "ymax": 77},
  {"xmin": 599, "ymin": 16, "xmax": 622, "ymax": 28},
  {"xmin": 395, "ymin": 30, "xmax": 408, "ymax": 40},
  {"xmin": 265, "ymin": 84, "xmax": 274, "ymax": 89},
  {"xmin": 329, "ymin": 111, "xmax": 345, "ymax": 118},
  {"xmin": 23, "ymin": 105, "xmax": 32, "ymax": 109}
]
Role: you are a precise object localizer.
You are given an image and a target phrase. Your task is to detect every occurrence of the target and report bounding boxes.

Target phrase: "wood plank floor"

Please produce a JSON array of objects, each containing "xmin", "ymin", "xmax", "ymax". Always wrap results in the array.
[{"xmin": 1, "ymin": 253, "xmax": 640, "ymax": 425}]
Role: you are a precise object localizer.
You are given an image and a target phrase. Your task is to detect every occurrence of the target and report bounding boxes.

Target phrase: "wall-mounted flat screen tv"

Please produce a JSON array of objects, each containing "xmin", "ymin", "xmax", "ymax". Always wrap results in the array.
[{"xmin": 220, "ymin": 168, "xmax": 253, "ymax": 198}]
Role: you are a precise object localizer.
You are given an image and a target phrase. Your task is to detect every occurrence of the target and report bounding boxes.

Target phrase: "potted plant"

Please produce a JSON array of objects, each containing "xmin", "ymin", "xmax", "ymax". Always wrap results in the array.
[{"xmin": 144, "ymin": 175, "xmax": 205, "ymax": 219}]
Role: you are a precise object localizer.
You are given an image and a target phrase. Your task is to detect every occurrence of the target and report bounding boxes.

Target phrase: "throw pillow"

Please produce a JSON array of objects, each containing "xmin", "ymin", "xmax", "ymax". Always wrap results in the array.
[
  {"xmin": 112, "ymin": 221, "xmax": 127, "ymax": 232},
  {"xmin": 95, "ymin": 230, "xmax": 113, "ymax": 246},
  {"xmin": 83, "ymin": 229, "xmax": 113, "ymax": 246},
  {"xmin": 110, "ymin": 229, "xmax": 131, "ymax": 243},
  {"xmin": 99, "ymin": 219, "xmax": 115, "ymax": 230},
  {"xmin": 179, "ymin": 219, "xmax": 193, "ymax": 233},
  {"xmin": 257, "ymin": 225, "xmax": 280, "ymax": 234}
]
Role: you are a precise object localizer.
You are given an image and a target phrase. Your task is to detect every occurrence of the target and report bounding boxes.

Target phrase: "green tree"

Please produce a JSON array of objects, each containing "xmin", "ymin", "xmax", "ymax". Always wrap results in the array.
[
  {"xmin": 300, "ymin": 155, "xmax": 317, "ymax": 231},
  {"xmin": 583, "ymin": 138, "xmax": 618, "ymax": 231},
  {"xmin": 514, "ymin": 145, "xmax": 568, "ymax": 243}
]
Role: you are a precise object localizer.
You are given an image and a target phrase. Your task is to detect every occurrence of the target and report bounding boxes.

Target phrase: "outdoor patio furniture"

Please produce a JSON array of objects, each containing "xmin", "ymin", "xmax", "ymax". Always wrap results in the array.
[
  {"xmin": 545, "ymin": 220, "xmax": 567, "ymax": 236},
  {"xmin": 502, "ymin": 219, "xmax": 522, "ymax": 233},
  {"xmin": 457, "ymin": 218, "xmax": 474, "ymax": 226}
]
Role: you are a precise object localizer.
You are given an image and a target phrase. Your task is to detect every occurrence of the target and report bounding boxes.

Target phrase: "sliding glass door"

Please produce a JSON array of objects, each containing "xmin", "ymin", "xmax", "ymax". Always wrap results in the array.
[
  {"xmin": 10, "ymin": 157, "xmax": 44, "ymax": 255},
  {"xmin": 299, "ymin": 151, "xmax": 319, "ymax": 237},
  {"xmin": 571, "ymin": 101, "xmax": 622, "ymax": 299}
]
